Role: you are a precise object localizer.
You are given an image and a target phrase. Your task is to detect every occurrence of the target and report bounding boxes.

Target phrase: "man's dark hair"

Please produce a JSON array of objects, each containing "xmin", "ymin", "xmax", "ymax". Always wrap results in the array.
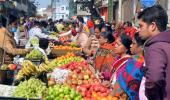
[
  {"xmin": 33, "ymin": 21, "xmax": 41, "ymax": 27},
  {"xmin": 59, "ymin": 19, "xmax": 63, "ymax": 23},
  {"xmin": 41, "ymin": 21, "xmax": 48, "ymax": 28},
  {"xmin": 94, "ymin": 25, "xmax": 101, "ymax": 31},
  {"xmin": 120, "ymin": 33, "xmax": 132, "ymax": 54},
  {"xmin": 39, "ymin": 38, "xmax": 49, "ymax": 50},
  {"xmin": 48, "ymin": 18, "xmax": 52, "ymax": 23},
  {"xmin": 124, "ymin": 21, "xmax": 132, "ymax": 27},
  {"xmin": 138, "ymin": 5, "xmax": 168, "ymax": 32},
  {"xmin": 77, "ymin": 16, "xmax": 84, "ymax": 23},
  {"xmin": 134, "ymin": 32, "xmax": 146, "ymax": 46}
]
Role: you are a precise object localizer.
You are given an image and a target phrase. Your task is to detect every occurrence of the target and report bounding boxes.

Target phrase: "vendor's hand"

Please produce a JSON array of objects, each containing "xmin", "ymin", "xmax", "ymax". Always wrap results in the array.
[
  {"xmin": 98, "ymin": 73, "xmax": 104, "ymax": 79},
  {"xmin": 25, "ymin": 48, "xmax": 33, "ymax": 53},
  {"xmin": 102, "ymin": 81, "xmax": 111, "ymax": 88}
]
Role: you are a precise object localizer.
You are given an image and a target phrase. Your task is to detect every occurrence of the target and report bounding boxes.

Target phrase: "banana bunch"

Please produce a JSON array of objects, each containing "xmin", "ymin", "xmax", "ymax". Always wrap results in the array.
[
  {"xmin": 16, "ymin": 60, "xmax": 52, "ymax": 80},
  {"xmin": 16, "ymin": 70, "xmax": 24, "ymax": 80},
  {"xmin": 38, "ymin": 63, "xmax": 50, "ymax": 72},
  {"xmin": 16, "ymin": 60, "xmax": 38, "ymax": 80}
]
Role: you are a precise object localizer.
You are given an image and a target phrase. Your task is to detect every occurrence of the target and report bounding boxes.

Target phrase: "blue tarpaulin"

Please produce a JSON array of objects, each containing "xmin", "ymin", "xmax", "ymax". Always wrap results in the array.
[{"xmin": 140, "ymin": 0, "xmax": 156, "ymax": 9}]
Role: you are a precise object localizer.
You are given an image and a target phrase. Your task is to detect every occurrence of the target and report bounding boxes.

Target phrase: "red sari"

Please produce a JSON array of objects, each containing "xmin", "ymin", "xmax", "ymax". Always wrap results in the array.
[{"xmin": 94, "ymin": 43, "xmax": 116, "ymax": 80}]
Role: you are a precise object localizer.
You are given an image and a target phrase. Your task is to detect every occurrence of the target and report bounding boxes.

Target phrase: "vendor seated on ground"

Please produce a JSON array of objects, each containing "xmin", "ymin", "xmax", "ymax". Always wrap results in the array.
[{"xmin": 0, "ymin": 22, "xmax": 32, "ymax": 64}]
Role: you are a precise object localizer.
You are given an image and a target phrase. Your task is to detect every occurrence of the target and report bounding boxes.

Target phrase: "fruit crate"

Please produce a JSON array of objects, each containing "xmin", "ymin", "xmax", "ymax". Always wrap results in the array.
[
  {"xmin": 0, "ymin": 70, "xmax": 14, "ymax": 85},
  {"xmin": 51, "ymin": 49, "xmax": 81, "ymax": 57}
]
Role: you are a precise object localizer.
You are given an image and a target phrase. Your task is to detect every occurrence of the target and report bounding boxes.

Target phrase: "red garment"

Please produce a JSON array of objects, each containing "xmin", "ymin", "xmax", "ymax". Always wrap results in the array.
[
  {"xmin": 125, "ymin": 27, "xmax": 137, "ymax": 38},
  {"xmin": 87, "ymin": 20, "xmax": 94, "ymax": 28}
]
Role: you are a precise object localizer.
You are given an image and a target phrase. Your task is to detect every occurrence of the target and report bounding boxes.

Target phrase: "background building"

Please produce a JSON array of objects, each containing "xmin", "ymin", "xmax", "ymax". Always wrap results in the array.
[
  {"xmin": 51, "ymin": 0, "xmax": 69, "ymax": 20},
  {"xmin": 0, "ymin": 0, "xmax": 36, "ymax": 26}
]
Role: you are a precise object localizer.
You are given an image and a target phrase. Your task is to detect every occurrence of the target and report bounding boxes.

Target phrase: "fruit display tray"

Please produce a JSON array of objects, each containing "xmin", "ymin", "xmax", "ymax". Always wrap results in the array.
[{"xmin": 0, "ymin": 96, "xmax": 40, "ymax": 100}]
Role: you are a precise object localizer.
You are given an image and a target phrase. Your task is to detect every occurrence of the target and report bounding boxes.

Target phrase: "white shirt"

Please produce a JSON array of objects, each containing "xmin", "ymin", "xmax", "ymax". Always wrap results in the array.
[
  {"xmin": 28, "ymin": 26, "xmax": 48, "ymax": 39},
  {"xmin": 25, "ymin": 26, "xmax": 48, "ymax": 48},
  {"xmin": 59, "ymin": 30, "xmax": 72, "ymax": 37}
]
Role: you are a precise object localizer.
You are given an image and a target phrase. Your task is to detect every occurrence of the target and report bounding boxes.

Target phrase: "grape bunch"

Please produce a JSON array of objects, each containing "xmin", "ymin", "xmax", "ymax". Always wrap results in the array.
[
  {"xmin": 13, "ymin": 78, "xmax": 47, "ymax": 99},
  {"xmin": 25, "ymin": 49, "xmax": 44, "ymax": 60}
]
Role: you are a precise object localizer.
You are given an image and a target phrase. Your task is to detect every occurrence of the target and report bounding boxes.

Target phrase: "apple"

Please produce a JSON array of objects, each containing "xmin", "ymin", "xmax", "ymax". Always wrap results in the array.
[
  {"xmin": 75, "ymin": 69, "xmax": 81, "ymax": 73},
  {"xmin": 78, "ymin": 74, "xmax": 84, "ymax": 80},
  {"xmin": 84, "ymin": 75, "xmax": 90, "ymax": 80},
  {"xmin": 85, "ymin": 91, "xmax": 91, "ymax": 98},
  {"xmin": 8, "ymin": 64, "xmax": 17, "ymax": 70},
  {"xmin": 48, "ymin": 80, "xmax": 56, "ymax": 86},
  {"xmin": 100, "ymin": 87, "xmax": 107, "ymax": 93},
  {"xmin": 72, "ymin": 73, "xmax": 77, "ymax": 79},
  {"xmin": 101, "ymin": 92, "xmax": 108, "ymax": 97},
  {"xmin": 83, "ymin": 80, "xmax": 89, "ymax": 84},
  {"xmin": 85, "ymin": 69, "xmax": 92, "ymax": 75},
  {"xmin": 78, "ymin": 80, "xmax": 83, "ymax": 85}
]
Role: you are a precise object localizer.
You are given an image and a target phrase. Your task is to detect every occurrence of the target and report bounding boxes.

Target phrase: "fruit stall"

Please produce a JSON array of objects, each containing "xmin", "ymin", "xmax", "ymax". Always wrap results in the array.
[{"xmin": 0, "ymin": 43, "xmax": 118, "ymax": 100}]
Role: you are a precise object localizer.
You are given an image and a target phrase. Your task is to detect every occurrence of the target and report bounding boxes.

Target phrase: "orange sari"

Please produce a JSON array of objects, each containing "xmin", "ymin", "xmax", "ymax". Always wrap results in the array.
[{"xmin": 94, "ymin": 43, "xmax": 116, "ymax": 78}]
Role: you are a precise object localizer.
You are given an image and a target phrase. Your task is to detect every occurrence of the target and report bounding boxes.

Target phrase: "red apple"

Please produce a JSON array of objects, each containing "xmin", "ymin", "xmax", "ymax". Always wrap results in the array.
[
  {"xmin": 8, "ymin": 64, "xmax": 17, "ymax": 70},
  {"xmin": 83, "ymin": 80, "xmax": 89, "ymax": 84},
  {"xmin": 78, "ymin": 73, "xmax": 84, "ymax": 80},
  {"xmin": 100, "ymin": 87, "xmax": 107, "ymax": 93},
  {"xmin": 85, "ymin": 69, "xmax": 92, "ymax": 75},
  {"xmin": 75, "ymin": 68, "xmax": 81, "ymax": 73},
  {"xmin": 85, "ymin": 91, "xmax": 91, "ymax": 98},
  {"xmin": 101, "ymin": 92, "xmax": 108, "ymax": 97}
]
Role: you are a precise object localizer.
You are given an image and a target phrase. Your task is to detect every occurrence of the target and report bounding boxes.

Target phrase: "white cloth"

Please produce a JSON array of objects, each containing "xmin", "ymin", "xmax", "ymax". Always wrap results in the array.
[
  {"xmin": 28, "ymin": 26, "xmax": 48, "ymax": 39},
  {"xmin": 14, "ymin": 27, "xmax": 21, "ymax": 45},
  {"xmin": 139, "ymin": 77, "xmax": 148, "ymax": 100},
  {"xmin": 59, "ymin": 30, "xmax": 72, "ymax": 37}
]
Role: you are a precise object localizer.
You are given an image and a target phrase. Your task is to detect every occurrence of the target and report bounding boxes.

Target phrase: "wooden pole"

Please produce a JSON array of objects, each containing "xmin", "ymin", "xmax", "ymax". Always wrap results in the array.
[
  {"xmin": 108, "ymin": 0, "xmax": 113, "ymax": 22},
  {"xmin": 118, "ymin": 0, "xmax": 122, "ymax": 22}
]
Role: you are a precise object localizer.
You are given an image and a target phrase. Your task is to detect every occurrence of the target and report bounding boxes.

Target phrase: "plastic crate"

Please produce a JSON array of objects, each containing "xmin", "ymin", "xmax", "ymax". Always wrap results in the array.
[{"xmin": 0, "ymin": 70, "xmax": 14, "ymax": 85}]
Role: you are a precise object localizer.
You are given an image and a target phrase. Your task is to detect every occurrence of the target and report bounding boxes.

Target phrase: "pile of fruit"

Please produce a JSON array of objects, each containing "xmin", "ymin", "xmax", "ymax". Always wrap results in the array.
[
  {"xmin": 45, "ymin": 84, "xmax": 83, "ymax": 100},
  {"xmin": 63, "ymin": 61, "xmax": 99, "ymax": 89},
  {"xmin": 16, "ymin": 60, "xmax": 38, "ymax": 80},
  {"xmin": 25, "ymin": 49, "xmax": 44, "ymax": 60},
  {"xmin": 16, "ymin": 60, "xmax": 50, "ymax": 80},
  {"xmin": 91, "ymin": 92, "xmax": 118, "ymax": 100},
  {"xmin": 47, "ymin": 53, "xmax": 84, "ymax": 68},
  {"xmin": 30, "ymin": 37, "xmax": 39, "ymax": 46},
  {"xmin": 13, "ymin": 78, "xmax": 47, "ymax": 99},
  {"xmin": 59, "ymin": 36, "xmax": 69, "ymax": 42},
  {"xmin": 0, "ymin": 64, "xmax": 17, "ymax": 70},
  {"xmin": 53, "ymin": 45, "xmax": 81, "ymax": 51},
  {"xmin": 77, "ymin": 84, "xmax": 115, "ymax": 100}
]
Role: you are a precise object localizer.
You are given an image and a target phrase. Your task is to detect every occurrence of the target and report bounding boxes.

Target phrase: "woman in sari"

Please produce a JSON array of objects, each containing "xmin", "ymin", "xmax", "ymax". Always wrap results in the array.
[
  {"xmin": 108, "ymin": 34, "xmax": 144, "ymax": 100},
  {"xmin": 130, "ymin": 32, "xmax": 147, "ymax": 100},
  {"xmin": 93, "ymin": 31, "xmax": 116, "ymax": 80},
  {"xmin": 130, "ymin": 32, "xmax": 145, "ymax": 63}
]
